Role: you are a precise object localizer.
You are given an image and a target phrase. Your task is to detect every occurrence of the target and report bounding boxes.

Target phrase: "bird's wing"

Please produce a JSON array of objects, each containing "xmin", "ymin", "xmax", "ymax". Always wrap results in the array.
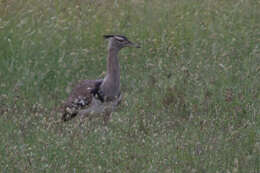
[{"xmin": 62, "ymin": 79, "xmax": 103, "ymax": 121}]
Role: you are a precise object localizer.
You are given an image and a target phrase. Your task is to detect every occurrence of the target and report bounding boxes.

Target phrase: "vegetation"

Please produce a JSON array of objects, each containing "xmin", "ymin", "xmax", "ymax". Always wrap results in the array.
[{"xmin": 0, "ymin": 0, "xmax": 259, "ymax": 172}]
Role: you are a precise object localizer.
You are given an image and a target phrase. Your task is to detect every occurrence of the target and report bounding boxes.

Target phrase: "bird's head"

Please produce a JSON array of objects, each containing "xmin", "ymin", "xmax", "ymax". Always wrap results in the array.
[{"xmin": 104, "ymin": 35, "xmax": 140, "ymax": 50}]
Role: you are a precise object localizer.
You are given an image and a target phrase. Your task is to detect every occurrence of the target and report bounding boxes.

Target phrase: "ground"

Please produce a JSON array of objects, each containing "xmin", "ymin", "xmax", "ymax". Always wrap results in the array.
[{"xmin": 0, "ymin": 0, "xmax": 259, "ymax": 172}]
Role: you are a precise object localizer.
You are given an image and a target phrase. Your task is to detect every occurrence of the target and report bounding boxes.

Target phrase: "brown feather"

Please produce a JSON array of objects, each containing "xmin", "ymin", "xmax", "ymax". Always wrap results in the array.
[{"xmin": 62, "ymin": 79, "xmax": 102, "ymax": 121}]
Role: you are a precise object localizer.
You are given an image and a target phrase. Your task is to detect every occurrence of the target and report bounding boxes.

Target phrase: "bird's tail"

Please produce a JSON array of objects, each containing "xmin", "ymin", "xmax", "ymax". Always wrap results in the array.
[{"xmin": 61, "ymin": 107, "xmax": 78, "ymax": 122}]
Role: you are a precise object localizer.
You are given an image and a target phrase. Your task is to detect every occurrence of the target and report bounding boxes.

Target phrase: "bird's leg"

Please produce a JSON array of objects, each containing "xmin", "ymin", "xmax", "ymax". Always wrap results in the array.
[
  {"xmin": 78, "ymin": 108, "xmax": 91, "ymax": 120},
  {"xmin": 78, "ymin": 108, "xmax": 93, "ymax": 127},
  {"xmin": 103, "ymin": 110, "xmax": 111, "ymax": 125}
]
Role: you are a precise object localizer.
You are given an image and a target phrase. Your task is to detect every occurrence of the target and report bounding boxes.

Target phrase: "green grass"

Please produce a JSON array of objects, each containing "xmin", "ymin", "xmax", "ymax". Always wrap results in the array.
[{"xmin": 0, "ymin": 0, "xmax": 259, "ymax": 172}]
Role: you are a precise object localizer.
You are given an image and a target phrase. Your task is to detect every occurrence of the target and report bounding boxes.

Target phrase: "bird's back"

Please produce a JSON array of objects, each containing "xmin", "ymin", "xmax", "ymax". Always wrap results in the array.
[{"xmin": 62, "ymin": 79, "xmax": 102, "ymax": 121}]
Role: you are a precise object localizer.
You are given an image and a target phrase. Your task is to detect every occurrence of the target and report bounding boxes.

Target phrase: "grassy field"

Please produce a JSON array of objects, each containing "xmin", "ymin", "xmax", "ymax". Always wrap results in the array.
[{"xmin": 0, "ymin": 0, "xmax": 259, "ymax": 172}]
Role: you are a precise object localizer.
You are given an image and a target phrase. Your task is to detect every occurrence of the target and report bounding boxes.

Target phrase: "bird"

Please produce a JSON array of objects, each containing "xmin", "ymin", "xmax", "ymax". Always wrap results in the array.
[{"xmin": 61, "ymin": 35, "xmax": 140, "ymax": 123}]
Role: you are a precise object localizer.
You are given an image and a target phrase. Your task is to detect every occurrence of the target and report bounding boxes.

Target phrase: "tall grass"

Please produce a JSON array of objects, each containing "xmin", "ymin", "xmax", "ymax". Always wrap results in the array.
[{"xmin": 0, "ymin": 0, "xmax": 259, "ymax": 172}]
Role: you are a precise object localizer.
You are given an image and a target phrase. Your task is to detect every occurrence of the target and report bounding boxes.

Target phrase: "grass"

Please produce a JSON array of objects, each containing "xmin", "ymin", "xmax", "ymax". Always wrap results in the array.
[{"xmin": 0, "ymin": 0, "xmax": 259, "ymax": 172}]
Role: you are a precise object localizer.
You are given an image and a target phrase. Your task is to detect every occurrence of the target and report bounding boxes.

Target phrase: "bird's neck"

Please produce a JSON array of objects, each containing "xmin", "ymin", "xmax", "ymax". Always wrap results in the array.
[
  {"xmin": 107, "ymin": 48, "xmax": 120, "ymax": 77},
  {"xmin": 101, "ymin": 47, "xmax": 120, "ymax": 99}
]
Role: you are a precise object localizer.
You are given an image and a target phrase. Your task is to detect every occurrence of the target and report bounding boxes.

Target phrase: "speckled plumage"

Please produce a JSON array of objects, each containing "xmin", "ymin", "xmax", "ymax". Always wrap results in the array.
[
  {"xmin": 61, "ymin": 35, "xmax": 140, "ymax": 122},
  {"xmin": 62, "ymin": 79, "xmax": 103, "ymax": 121}
]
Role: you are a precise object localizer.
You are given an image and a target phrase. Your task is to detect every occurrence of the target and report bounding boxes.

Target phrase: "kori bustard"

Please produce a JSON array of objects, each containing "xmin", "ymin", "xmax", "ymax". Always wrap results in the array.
[{"xmin": 62, "ymin": 35, "xmax": 140, "ymax": 122}]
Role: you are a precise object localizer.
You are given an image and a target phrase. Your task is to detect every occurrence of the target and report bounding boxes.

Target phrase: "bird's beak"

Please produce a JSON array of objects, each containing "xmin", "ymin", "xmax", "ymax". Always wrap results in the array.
[{"xmin": 128, "ymin": 41, "xmax": 141, "ymax": 48}]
